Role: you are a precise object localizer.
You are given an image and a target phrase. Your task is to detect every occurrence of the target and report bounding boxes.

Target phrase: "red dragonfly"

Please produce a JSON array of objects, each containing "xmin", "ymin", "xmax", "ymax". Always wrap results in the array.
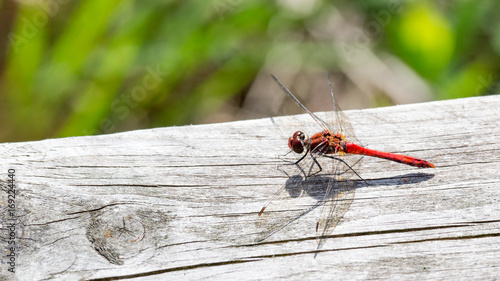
[{"xmin": 257, "ymin": 73, "xmax": 434, "ymax": 253}]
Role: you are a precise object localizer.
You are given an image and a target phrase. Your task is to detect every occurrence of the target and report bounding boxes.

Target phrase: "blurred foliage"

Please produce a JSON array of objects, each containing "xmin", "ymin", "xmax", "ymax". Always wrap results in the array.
[{"xmin": 0, "ymin": 0, "xmax": 499, "ymax": 142}]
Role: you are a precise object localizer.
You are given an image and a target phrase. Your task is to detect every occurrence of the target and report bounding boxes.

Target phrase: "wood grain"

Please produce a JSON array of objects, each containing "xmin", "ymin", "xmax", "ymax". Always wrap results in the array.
[{"xmin": 1, "ymin": 95, "xmax": 499, "ymax": 280}]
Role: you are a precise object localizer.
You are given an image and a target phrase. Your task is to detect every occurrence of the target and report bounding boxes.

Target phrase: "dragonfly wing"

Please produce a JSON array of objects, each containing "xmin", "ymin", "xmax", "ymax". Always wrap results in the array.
[
  {"xmin": 254, "ymin": 171, "xmax": 325, "ymax": 243},
  {"xmin": 314, "ymin": 148, "xmax": 367, "ymax": 252},
  {"xmin": 271, "ymin": 74, "xmax": 331, "ymax": 132},
  {"xmin": 315, "ymin": 176, "xmax": 356, "ymax": 251},
  {"xmin": 325, "ymin": 71, "xmax": 362, "ymax": 146},
  {"xmin": 254, "ymin": 144, "xmax": 335, "ymax": 243}
]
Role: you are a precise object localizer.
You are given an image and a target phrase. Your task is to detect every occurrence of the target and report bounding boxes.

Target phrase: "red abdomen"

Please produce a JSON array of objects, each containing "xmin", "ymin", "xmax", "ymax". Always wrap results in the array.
[{"xmin": 344, "ymin": 142, "xmax": 435, "ymax": 168}]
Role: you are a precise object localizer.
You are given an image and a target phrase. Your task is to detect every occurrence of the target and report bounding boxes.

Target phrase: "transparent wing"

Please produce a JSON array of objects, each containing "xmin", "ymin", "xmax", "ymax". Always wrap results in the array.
[
  {"xmin": 325, "ymin": 71, "xmax": 362, "ymax": 145},
  {"xmin": 254, "ymin": 171, "xmax": 326, "ymax": 243},
  {"xmin": 315, "ymin": 166, "xmax": 359, "ymax": 252},
  {"xmin": 254, "ymin": 134, "xmax": 334, "ymax": 241},
  {"xmin": 271, "ymin": 74, "xmax": 330, "ymax": 132},
  {"xmin": 313, "ymin": 140, "xmax": 367, "ymax": 252}
]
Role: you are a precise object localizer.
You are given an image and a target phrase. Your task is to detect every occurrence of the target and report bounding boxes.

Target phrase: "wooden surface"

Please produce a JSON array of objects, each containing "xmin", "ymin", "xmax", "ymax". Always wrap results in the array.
[{"xmin": 1, "ymin": 95, "xmax": 500, "ymax": 280}]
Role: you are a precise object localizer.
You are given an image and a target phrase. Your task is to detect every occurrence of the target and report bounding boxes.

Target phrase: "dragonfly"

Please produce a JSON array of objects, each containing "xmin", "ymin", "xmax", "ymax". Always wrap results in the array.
[{"xmin": 257, "ymin": 73, "xmax": 435, "ymax": 254}]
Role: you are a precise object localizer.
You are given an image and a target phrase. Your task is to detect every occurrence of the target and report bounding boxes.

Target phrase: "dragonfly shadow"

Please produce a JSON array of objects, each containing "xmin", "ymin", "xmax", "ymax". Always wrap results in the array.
[
  {"xmin": 365, "ymin": 172, "xmax": 435, "ymax": 188},
  {"xmin": 283, "ymin": 172, "xmax": 435, "ymax": 200},
  {"xmin": 253, "ymin": 171, "xmax": 435, "ymax": 244},
  {"xmin": 283, "ymin": 174, "xmax": 360, "ymax": 201}
]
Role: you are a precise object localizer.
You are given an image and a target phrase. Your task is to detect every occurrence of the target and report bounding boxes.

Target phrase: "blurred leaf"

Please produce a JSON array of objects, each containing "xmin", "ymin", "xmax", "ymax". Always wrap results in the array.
[
  {"xmin": 440, "ymin": 61, "xmax": 494, "ymax": 99},
  {"xmin": 389, "ymin": 2, "xmax": 454, "ymax": 80},
  {"xmin": 2, "ymin": 4, "xmax": 48, "ymax": 140}
]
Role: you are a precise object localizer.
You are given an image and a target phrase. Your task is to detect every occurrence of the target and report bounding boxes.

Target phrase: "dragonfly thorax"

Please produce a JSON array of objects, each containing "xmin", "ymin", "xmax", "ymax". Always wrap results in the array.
[{"xmin": 288, "ymin": 131, "xmax": 308, "ymax": 154}]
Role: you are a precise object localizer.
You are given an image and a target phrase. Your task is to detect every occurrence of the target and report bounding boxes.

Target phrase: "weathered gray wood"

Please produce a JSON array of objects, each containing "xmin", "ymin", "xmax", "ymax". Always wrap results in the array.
[{"xmin": 1, "ymin": 95, "xmax": 499, "ymax": 280}]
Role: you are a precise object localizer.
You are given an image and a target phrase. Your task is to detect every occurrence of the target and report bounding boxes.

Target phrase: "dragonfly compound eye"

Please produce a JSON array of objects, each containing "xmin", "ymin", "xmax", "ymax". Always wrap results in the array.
[
  {"xmin": 288, "ymin": 131, "xmax": 305, "ymax": 154},
  {"xmin": 291, "ymin": 131, "xmax": 305, "ymax": 140}
]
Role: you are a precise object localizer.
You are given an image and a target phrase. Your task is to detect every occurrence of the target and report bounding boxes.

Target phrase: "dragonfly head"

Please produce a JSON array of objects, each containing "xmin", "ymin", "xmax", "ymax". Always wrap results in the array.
[{"xmin": 288, "ymin": 131, "xmax": 308, "ymax": 154}]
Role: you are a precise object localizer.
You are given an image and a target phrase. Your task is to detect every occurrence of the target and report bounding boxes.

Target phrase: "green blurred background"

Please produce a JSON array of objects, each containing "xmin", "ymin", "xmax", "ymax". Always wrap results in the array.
[{"xmin": 0, "ymin": 0, "xmax": 499, "ymax": 142}]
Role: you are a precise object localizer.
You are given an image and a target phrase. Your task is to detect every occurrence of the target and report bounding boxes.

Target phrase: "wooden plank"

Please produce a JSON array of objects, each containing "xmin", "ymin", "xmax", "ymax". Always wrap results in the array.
[{"xmin": 1, "ymin": 95, "xmax": 499, "ymax": 280}]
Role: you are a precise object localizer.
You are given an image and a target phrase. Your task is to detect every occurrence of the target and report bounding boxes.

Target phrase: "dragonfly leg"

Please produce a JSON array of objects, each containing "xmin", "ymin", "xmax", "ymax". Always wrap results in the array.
[
  {"xmin": 276, "ymin": 148, "xmax": 310, "ymax": 178},
  {"xmin": 306, "ymin": 152, "xmax": 323, "ymax": 177},
  {"xmin": 322, "ymin": 155, "xmax": 368, "ymax": 185},
  {"xmin": 289, "ymin": 148, "xmax": 313, "ymax": 178},
  {"xmin": 294, "ymin": 149, "xmax": 309, "ymax": 165}
]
